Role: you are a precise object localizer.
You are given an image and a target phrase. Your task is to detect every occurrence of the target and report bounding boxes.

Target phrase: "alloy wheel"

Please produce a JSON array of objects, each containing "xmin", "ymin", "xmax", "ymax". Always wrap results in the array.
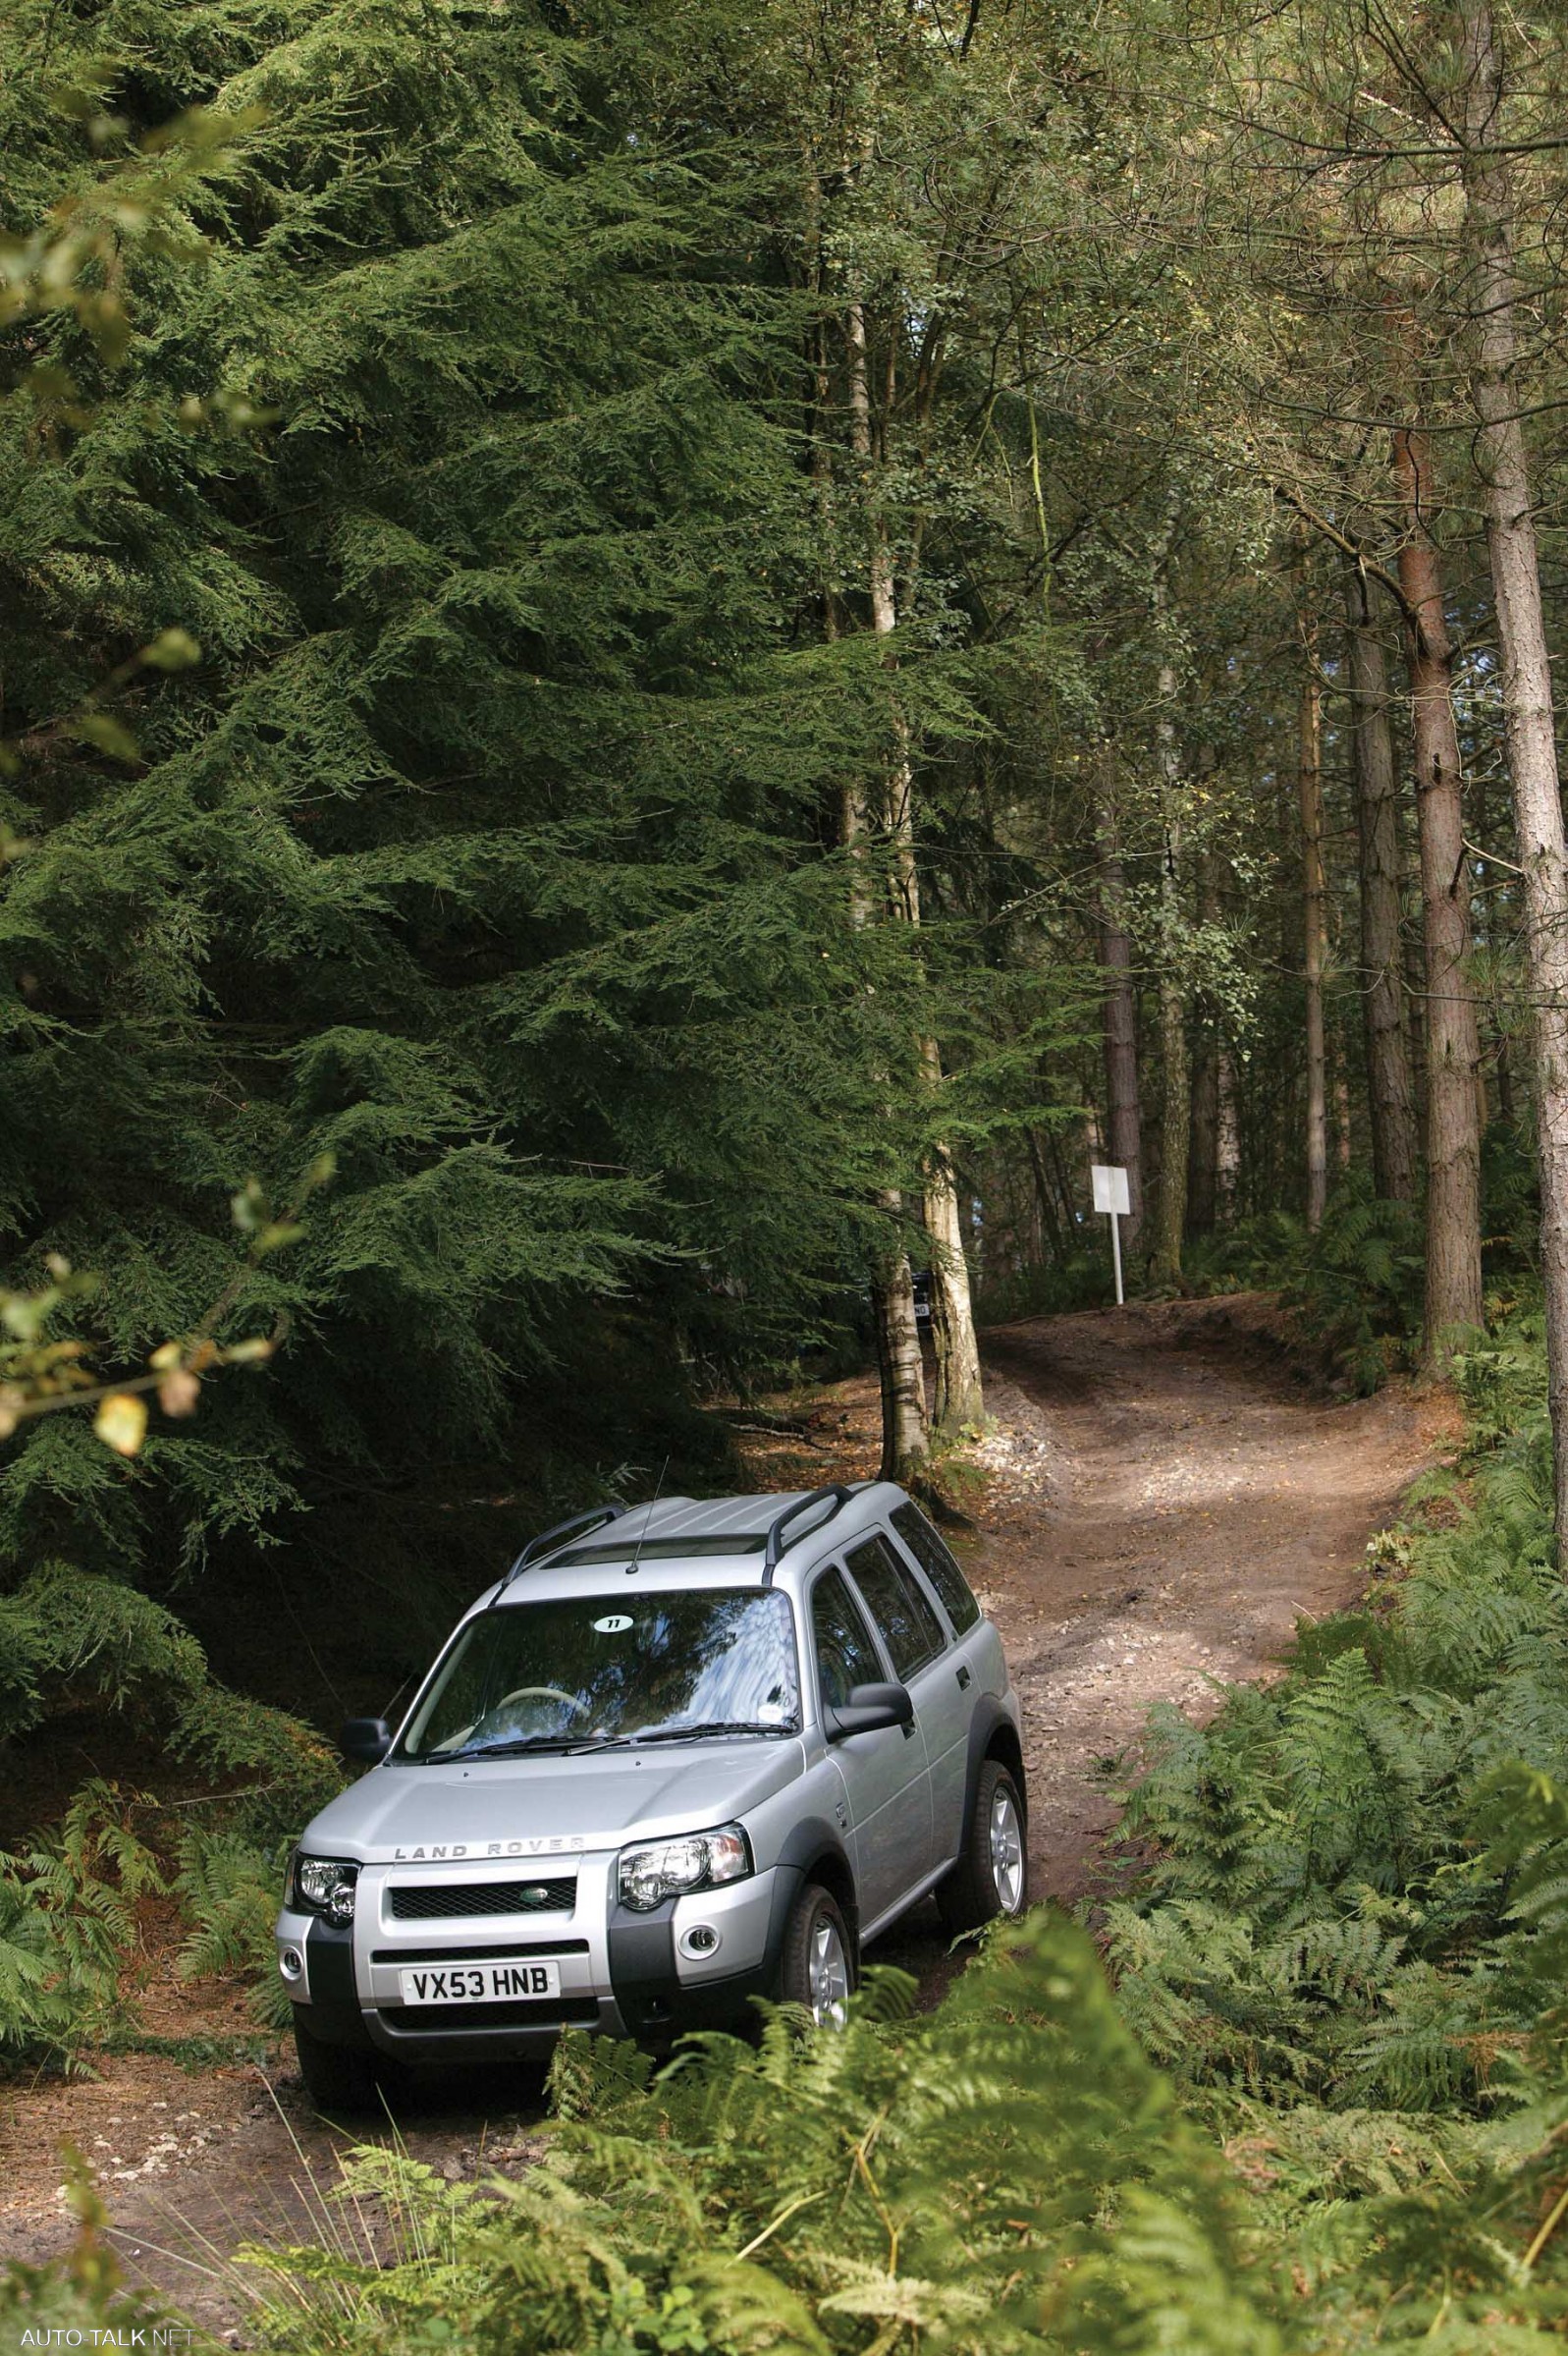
[
  {"xmin": 808, "ymin": 1914, "xmax": 850, "ymax": 2028},
  {"xmin": 990, "ymin": 1784, "xmax": 1025, "ymax": 1914}
]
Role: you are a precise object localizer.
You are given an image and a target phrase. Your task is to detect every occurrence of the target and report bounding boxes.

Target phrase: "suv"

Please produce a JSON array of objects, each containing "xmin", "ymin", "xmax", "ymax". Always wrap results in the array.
[{"xmin": 275, "ymin": 1482, "xmax": 1027, "ymax": 2107}]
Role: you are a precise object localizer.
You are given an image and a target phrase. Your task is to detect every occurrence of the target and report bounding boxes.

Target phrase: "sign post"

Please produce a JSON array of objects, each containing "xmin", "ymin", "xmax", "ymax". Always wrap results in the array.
[{"xmin": 1091, "ymin": 1164, "xmax": 1130, "ymax": 1305}]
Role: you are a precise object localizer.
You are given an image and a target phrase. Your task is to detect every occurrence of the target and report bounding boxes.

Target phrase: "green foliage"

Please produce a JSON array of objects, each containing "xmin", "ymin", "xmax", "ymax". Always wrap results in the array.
[
  {"xmin": 0, "ymin": 0, "xmax": 1090, "ymax": 1760},
  {"xmin": 973, "ymin": 1245, "xmax": 1111, "ymax": 1324},
  {"xmin": 1453, "ymin": 1309, "xmax": 1555, "ymax": 1461},
  {"xmin": 0, "ymin": 1559, "xmax": 342, "ymax": 1820},
  {"xmin": 0, "ymin": 1781, "xmax": 163, "ymax": 2068},
  {"xmin": 0, "ymin": 1557, "xmax": 338, "ymax": 2062},
  {"xmin": 175, "ymin": 1829, "xmax": 295, "ymax": 2031},
  {"xmin": 235, "ymin": 1903, "xmax": 1568, "ymax": 2351},
  {"xmin": 1189, "ymin": 1177, "xmax": 1427, "ymax": 1389},
  {"xmin": 1106, "ymin": 1315, "xmax": 1568, "ymax": 2116},
  {"xmin": 244, "ymin": 1917, "xmax": 1287, "ymax": 2356}
]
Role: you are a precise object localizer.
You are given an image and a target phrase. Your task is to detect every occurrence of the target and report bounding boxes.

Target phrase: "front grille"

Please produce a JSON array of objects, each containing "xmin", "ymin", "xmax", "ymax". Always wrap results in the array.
[
  {"xmin": 380, "ymin": 1998, "xmax": 601, "ymax": 2035},
  {"xmin": 371, "ymin": 1938, "xmax": 590, "ymax": 1964},
  {"xmin": 389, "ymin": 1876, "xmax": 576, "ymax": 1921}
]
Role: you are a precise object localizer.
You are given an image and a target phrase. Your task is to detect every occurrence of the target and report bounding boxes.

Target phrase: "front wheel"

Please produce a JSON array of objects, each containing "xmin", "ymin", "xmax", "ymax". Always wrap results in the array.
[
  {"xmin": 779, "ymin": 1883, "xmax": 856, "ymax": 2029},
  {"xmin": 293, "ymin": 2013, "xmax": 384, "ymax": 2112},
  {"xmin": 936, "ymin": 1760, "xmax": 1028, "ymax": 1935}
]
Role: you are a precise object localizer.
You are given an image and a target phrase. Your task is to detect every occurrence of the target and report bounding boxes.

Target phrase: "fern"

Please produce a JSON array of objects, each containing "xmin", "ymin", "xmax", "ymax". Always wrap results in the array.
[
  {"xmin": 175, "ymin": 1832, "xmax": 295, "ymax": 2033},
  {"xmin": 242, "ymin": 1914, "xmax": 1285, "ymax": 2356},
  {"xmin": 0, "ymin": 1781, "xmax": 165, "ymax": 2069},
  {"xmin": 229, "ymin": 1905, "xmax": 1568, "ymax": 2352},
  {"xmin": 1107, "ymin": 1313, "xmax": 1568, "ymax": 2117},
  {"xmin": 1188, "ymin": 1177, "xmax": 1426, "ymax": 1389}
]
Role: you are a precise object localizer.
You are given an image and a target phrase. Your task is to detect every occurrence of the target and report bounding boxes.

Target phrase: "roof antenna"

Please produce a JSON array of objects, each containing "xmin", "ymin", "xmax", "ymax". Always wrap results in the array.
[{"xmin": 625, "ymin": 1455, "xmax": 671, "ymax": 1576}]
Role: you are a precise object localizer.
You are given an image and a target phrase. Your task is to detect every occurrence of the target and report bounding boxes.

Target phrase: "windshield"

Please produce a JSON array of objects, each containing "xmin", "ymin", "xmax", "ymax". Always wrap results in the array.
[{"xmin": 400, "ymin": 1589, "xmax": 800, "ymax": 1760}]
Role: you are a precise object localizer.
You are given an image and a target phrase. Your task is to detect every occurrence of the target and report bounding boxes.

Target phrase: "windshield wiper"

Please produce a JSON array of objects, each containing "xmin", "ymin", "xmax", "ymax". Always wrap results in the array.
[
  {"xmin": 630, "ymin": 1721, "xmax": 794, "ymax": 1745},
  {"xmin": 436, "ymin": 1734, "xmax": 617, "ymax": 1762}
]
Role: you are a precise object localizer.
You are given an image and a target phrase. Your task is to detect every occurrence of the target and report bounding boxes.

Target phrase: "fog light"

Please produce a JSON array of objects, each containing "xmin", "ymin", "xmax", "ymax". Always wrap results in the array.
[
  {"xmin": 279, "ymin": 1945, "xmax": 304, "ymax": 1982},
  {"xmin": 678, "ymin": 1923, "xmax": 721, "ymax": 1959}
]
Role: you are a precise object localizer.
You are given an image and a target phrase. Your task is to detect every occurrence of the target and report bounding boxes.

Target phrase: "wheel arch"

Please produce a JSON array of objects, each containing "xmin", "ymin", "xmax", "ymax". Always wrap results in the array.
[
  {"xmin": 771, "ymin": 1819, "xmax": 859, "ymax": 1952},
  {"xmin": 798, "ymin": 1844, "xmax": 858, "ymax": 1944},
  {"xmin": 984, "ymin": 1718, "xmax": 1026, "ymax": 1819},
  {"xmin": 963, "ymin": 1697, "xmax": 1028, "ymax": 1832}
]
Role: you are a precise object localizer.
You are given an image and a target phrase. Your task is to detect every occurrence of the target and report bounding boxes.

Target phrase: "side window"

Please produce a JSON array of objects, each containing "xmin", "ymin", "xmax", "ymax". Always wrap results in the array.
[
  {"xmin": 811, "ymin": 1566, "xmax": 885, "ymax": 1712},
  {"xmin": 891, "ymin": 1503, "xmax": 982, "ymax": 1636},
  {"xmin": 845, "ymin": 1535, "xmax": 945, "ymax": 1678}
]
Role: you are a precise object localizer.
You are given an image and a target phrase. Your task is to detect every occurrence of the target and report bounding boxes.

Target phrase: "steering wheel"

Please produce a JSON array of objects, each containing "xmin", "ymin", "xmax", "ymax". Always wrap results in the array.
[{"xmin": 489, "ymin": 1685, "xmax": 589, "ymax": 1717}]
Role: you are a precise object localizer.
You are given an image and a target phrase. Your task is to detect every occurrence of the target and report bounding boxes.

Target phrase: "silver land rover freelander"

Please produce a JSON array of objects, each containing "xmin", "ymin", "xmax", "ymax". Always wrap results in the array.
[{"xmin": 276, "ymin": 1482, "xmax": 1027, "ymax": 2106}]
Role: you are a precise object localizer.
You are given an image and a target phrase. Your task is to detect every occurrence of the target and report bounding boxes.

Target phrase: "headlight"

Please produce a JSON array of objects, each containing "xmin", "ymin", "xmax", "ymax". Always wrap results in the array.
[
  {"xmin": 618, "ymin": 1824, "xmax": 750, "ymax": 1913},
  {"xmin": 293, "ymin": 1854, "xmax": 359, "ymax": 1925}
]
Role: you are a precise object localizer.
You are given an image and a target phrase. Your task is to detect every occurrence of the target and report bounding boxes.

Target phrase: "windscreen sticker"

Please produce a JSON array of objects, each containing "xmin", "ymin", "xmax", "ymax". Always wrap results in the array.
[{"xmin": 593, "ymin": 1614, "xmax": 633, "ymax": 1633}]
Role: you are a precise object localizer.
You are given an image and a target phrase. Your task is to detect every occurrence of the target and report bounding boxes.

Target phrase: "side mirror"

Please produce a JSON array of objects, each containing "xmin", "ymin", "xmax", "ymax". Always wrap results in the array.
[
  {"xmin": 826, "ymin": 1681, "xmax": 914, "ymax": 1742},
  {"xmin": 341, "ymin": 1717, "xmax": 393, "ymax": 1766}
]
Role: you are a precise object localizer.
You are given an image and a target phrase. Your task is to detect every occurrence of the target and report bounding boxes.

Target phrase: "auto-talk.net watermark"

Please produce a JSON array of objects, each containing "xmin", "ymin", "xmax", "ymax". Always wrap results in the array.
[{"xmin": 17, "ymin": 2332, "xmax": 193, "ymax": 2348}]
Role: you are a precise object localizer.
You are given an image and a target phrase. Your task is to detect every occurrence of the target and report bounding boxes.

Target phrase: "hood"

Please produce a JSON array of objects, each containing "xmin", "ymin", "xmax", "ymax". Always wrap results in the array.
[{"xmin": 298, "ymin": 1739, "xmax": 805, "ymax": 1863}]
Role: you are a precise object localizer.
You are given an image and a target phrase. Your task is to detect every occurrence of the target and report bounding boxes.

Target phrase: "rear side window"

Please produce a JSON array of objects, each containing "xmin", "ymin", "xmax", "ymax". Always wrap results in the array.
[
  {"xmin": 891, "ymin": 1503, "xmax": 982, "ymax": 1635},
  {"xmin": 811, "ymin": 1566, "xmax": 885, "ymax": 1711},
  {"xmin": 845, "ymin": 1535, "xmax": 945, "ymax": 1677}
]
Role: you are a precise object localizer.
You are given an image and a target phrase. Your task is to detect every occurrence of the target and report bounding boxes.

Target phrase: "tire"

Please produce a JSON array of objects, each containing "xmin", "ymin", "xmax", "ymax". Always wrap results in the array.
[
  {"xmin": 936, "ymin": 1759, "xmax": 1028, "ymax": 1935},
  {"xmin": 778, "ymin": 1883, "xmax": 856, "ymax": 2029},
  {"xmin": 293, "ymin": 2013, "xmax": 384, "ymax": 2111}
]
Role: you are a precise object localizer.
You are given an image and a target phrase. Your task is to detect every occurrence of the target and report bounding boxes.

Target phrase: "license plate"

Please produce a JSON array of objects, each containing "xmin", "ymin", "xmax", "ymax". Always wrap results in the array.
[{"xmin": 398, "ymin": 1958, "xmax": 562, "ymax": 2006}]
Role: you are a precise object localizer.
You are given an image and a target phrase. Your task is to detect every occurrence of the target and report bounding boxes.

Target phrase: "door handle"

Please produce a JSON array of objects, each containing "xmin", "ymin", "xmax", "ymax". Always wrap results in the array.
[{"xmin": 955, "ymin": 1664, "xmax": 972, "ymax": 1691}]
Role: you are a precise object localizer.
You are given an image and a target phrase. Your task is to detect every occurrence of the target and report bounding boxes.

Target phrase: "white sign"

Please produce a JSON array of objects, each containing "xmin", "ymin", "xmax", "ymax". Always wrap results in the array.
[{"xmin": 1091, "ymin": 1164, "xmax": 1130, "ymax": 1217}]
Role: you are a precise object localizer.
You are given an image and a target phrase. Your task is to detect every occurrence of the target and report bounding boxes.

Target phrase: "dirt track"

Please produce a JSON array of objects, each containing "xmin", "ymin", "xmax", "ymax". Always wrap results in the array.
[
  {"xmin": 1, "ymin": 1297, "xmax": 1453, "ymax": 2329},
  {"xmin": 972, "ymin": 1298, "xmax": 1454, "ymax": 1898}
]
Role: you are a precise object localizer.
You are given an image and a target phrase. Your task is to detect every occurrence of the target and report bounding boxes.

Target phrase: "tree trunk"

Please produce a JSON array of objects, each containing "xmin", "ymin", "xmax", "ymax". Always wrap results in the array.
[
  {"xmin": 1188, "ymin": 1045, "xmax": 1218, "ymax": 1236},
  {"xmin": 920, "ymin": 1045, "xmax": 985, "ymax": 1433},
  {"xmin": 1149, "ymin": 646, "xmax": 1188, "ymax": 1287},
  {"xmin": 1460, "ymin": 0, "xmax": 1568, "ymax": 1549},
  {"xmin": 1343, "ymin": 558, "xmax": 1418, "ymax": 1200},
  {"xmin": 873, "ymin": 1237, "xmax": 929, "ymax": 1481},
  {"xmin": 1187, "ymin": 848, "xmax": 1221, "ymax": 1237},
  {"xmin": 1217, "ymin": 1048, "xmax": 1241, "ymax": 1217},
  {"xmin": 1023, "ymin": 1126, "xmax": 1066, "ymax": 1260},
  {"xmin": 1299, "ymin": 615, "xmax": 1328, "ymax": 1231},
  {"xmin": 1390, "ymin": 422, "xmax": 1484, "ymax": 1370},
  {"xmin": 847, "ymin": 297, "xmax": 968, "ymax": 1452},
  {"xmin": 1334, "ymin": 1065, "xmax": 1353, "ymax": 1171},
  {"xmin": 1095, "ymin": 745, "xmax": 1144, "ymax": 1252}
]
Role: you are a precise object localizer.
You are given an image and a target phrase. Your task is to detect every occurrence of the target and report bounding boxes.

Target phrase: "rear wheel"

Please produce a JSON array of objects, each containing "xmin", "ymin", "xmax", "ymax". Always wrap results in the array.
[
  {"xmin": 936, "ymin": 1760, "xmax": 1028, "ymax": 1935},
  {"xmin": 293, "ymin": 2013, "xmax": 384, "ymax": 2112},
  {"xmin": 779, "ymin": 1883, "xmax": 855, "ymax": 2029}
]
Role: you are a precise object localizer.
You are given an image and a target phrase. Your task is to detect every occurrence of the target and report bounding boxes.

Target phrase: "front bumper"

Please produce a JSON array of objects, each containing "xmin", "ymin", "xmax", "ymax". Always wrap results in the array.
[{"xmin": 277, "ymin": 1850, "xmax": 799, "ymax": 2063}]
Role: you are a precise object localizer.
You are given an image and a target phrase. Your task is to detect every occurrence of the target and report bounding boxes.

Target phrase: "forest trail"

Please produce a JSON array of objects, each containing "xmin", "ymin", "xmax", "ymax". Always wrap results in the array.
[
  {"xmin": 967, "ymin": 1297, "xmax": 1456, "ymax": 1900},
  {"xmin": 1, "ymin": 1299, "xmax": 1454, "ymax": 2329}
]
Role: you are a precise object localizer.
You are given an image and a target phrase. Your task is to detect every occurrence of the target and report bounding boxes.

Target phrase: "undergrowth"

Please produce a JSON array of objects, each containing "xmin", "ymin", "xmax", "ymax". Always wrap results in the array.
[
  {"xmin": 0, "ymin": 1782, "xmax": 164, "ymax": 2070},
  {"xmin": 1186, "ymin": 1175, "xmax": 1427, "ymax": 1390},
  {"xmin": 206, "ymin": 1913, "xmax": 1568, "ymax": 2351},
  {"xmin": 0, "ymin": 1561, "xmax": 342, "ymax": 2066},
  {"xmin": 1105, "ymin": 1312, "xmax": 1563, "ymax": 2120}
]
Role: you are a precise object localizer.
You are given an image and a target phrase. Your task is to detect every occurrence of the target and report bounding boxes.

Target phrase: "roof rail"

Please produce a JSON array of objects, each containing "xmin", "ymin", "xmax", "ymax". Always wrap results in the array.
[
  {"xmin": 499, "ymin": 1503, "xmax": 630, "ymax": 1593},
  {"xmin": 762, "ymin": 1485, "xmax": 857, "ymax": 1584}
]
